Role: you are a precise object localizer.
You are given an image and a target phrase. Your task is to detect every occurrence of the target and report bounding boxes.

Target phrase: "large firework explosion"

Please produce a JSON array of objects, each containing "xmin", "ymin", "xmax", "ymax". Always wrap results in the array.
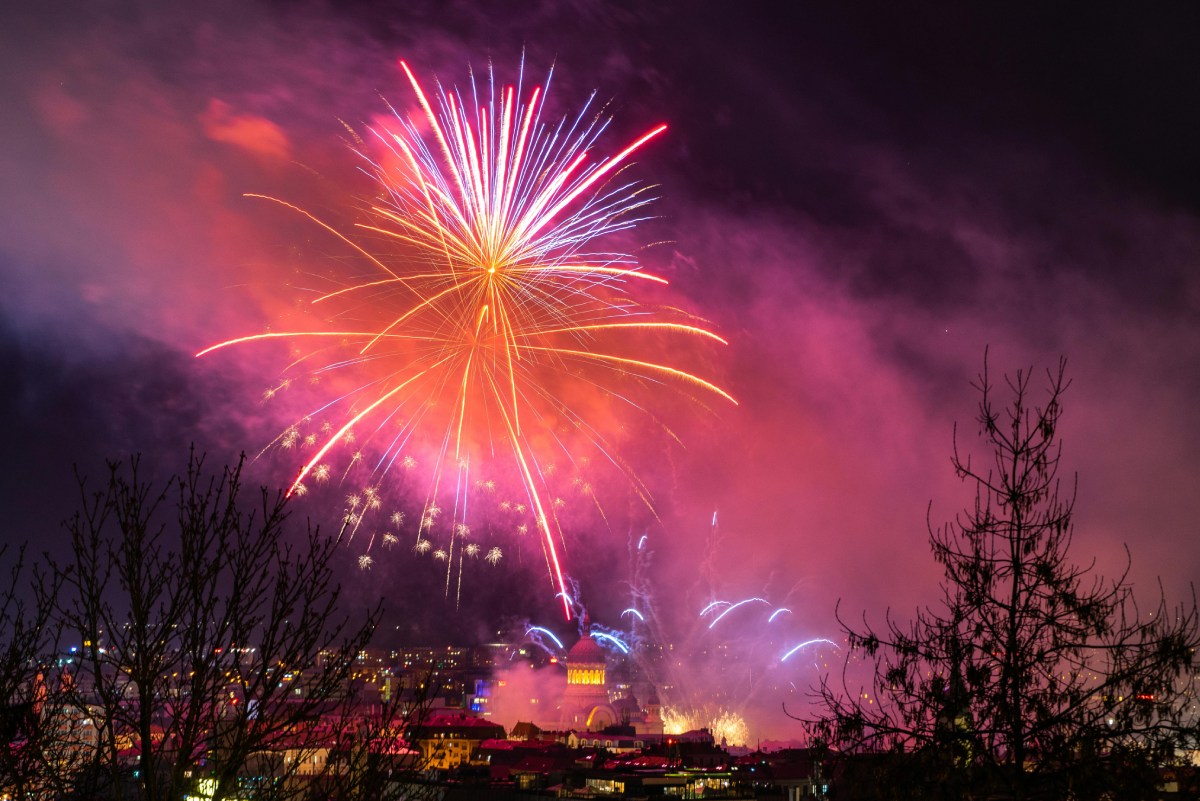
[{"xmin": 200, "ymin": 60, "xmax": 734, "ymax": 617}]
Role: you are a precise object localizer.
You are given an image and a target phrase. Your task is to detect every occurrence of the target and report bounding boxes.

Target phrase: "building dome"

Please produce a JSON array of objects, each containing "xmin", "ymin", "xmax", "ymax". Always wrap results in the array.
[
  {"xmin": 561, "ymin": 628, "xmax": 615, "ymax": 731},
  {"xmin": 567, "ymin": 634, "xmax": 606, "ymax": 666}
]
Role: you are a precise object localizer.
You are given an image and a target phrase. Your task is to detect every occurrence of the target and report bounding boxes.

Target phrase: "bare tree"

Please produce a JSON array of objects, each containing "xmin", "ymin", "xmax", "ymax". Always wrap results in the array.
[
  {"xmin": 0, "ymin": 547, "xmax": 62, "ymax": 800},
  {"xmin": 47, "ymin": 452, "xmax": 382, "ymax": 801},
  {"xmin": 803, "ymin": 357, "xmax": 1200, "ymax": 800}
]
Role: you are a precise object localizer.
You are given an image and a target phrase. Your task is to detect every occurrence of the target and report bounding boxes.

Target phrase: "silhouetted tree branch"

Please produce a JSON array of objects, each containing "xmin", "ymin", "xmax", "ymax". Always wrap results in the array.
[
  {"xmin": 46, "ymin": 451, "xmax": 382, "ymax": 801},
  {"xmin": 0, "ymin": 546, "xmax": 62, "ymax": 800}
]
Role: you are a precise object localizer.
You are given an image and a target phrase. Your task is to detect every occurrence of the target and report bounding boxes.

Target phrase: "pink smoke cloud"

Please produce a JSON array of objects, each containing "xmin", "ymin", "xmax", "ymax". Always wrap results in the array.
[{"xmin": 200, "ymin": 99, "xmax": 291, "ymax": 162}]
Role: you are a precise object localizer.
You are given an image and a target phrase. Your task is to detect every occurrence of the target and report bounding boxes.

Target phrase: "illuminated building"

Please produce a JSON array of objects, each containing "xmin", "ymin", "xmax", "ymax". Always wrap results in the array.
[
  {"xmin": 560, "ymin": 628, "xmax": 619, "ymax": 731},
  {"xmin": 407, "ymin": 712, "xmax": 506, "ymax": 770},
  {"xmin": 529, "ymin": 623, "xmax": 666, "ymax": 736}
]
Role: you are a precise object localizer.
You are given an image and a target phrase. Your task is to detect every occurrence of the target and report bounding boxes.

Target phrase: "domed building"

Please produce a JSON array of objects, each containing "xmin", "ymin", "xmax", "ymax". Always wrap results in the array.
[
  {"xmin": 532, "ymin": 623, "xmax": 667, "ymax": 737},
  {"xmin": 560, "ymin": 628, "xmax": 618, "ymax": 731}
]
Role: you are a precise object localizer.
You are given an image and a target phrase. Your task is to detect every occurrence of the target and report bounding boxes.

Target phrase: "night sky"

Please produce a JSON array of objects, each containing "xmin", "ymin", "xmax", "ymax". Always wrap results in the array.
[{"xmin": 2, "ymin": 0, "xmax": 1199, "ymax": 712}]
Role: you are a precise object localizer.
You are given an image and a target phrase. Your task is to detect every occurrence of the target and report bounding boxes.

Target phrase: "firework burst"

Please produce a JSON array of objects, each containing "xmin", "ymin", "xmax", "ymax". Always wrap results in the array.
[{"xmin": 199, "ymin": 60, "xmax": 734, "ymax": 618}]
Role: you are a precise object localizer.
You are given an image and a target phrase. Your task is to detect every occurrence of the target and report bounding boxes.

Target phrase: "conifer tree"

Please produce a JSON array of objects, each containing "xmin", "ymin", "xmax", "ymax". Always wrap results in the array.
[{"xmin": 804, "ymin": 357, "xmax": 1200, "ymax": 800}]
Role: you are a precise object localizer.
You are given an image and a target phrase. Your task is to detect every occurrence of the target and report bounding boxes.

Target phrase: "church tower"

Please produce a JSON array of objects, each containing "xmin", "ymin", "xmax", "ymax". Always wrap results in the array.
[{"xmin": 641, "ymin": 685, "xmax": 664, "ymax": 736}]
